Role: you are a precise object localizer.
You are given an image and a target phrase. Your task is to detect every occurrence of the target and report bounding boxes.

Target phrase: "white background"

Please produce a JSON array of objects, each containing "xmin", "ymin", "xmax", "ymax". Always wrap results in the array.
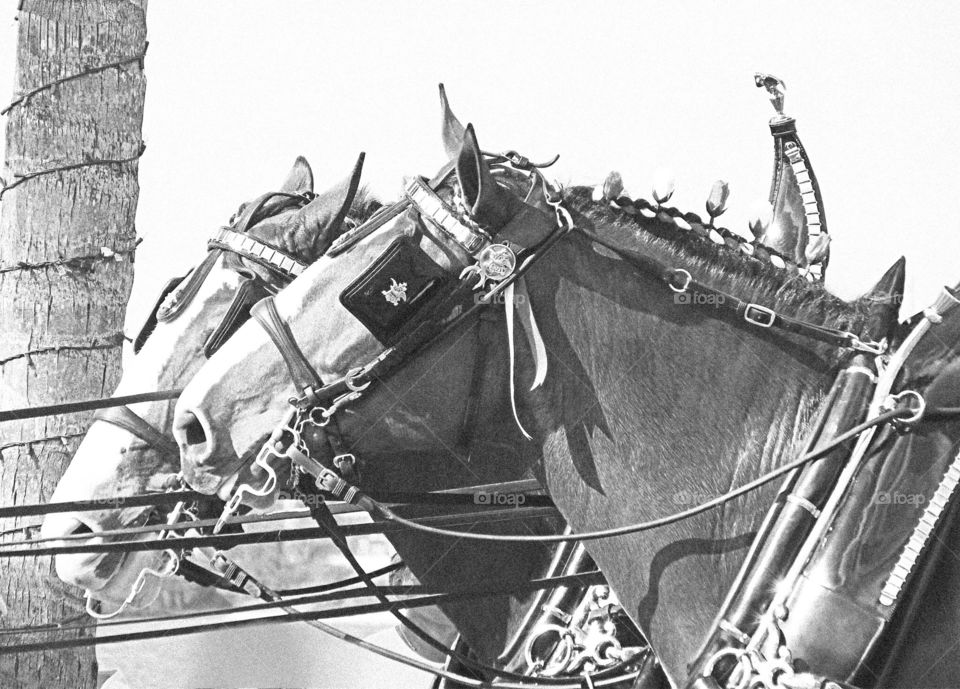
[{"xmin": 3, "ymin": 1, "xmax": 960, "ymax": 686}]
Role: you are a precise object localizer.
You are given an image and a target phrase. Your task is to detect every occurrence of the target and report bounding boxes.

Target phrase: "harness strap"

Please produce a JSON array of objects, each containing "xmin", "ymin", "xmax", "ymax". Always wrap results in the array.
[
  {"xmin": 208, "ymin": 227, "xmax": 307, "ymax": 279},
  {"xmin": 202, "ymin": 273, "xmax": 274, "ymax": 358},
  {"xmin": 581, "ymin": 228, "xmax": 885, "ymax": 355},
  {"xmin": 327, "ymin": 161, "xmax": 458, "ymax": 258},
  {"xmin": 156, "ymin": 250, "xmax": 222, "ymax": 323},
  {"xmin": 250, "ymin": 296, "xmax": 324, "ymax": 406},
  {"xmin": 458, "ymin": 309, "xmax": 500, "ymax": 448},
  {"xmin": 93, "ymin": 405, "xmax": 180, "ymax": 458},
  {"xmin": 406, "ymin": 176, "xmax": 490, "ymax": 255}
]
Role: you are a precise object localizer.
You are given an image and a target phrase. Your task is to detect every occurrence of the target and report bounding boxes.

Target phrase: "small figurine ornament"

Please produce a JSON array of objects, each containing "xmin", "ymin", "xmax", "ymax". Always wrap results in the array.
[{"xmin": 382, "ymin": 278, "xmax": 408, "ymax": 306}]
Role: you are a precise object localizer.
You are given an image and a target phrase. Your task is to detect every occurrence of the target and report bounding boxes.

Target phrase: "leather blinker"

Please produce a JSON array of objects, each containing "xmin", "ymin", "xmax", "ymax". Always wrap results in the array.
[
  {"xmin": 339, "ymin": 236, "xmax": 452, "ymax": 346},
  {"xmin": 203, "ymin": 273, "xmax": 274, "ymax": 359},
  {"xmin": 133, "ymin": 274, "xmax": 187, "ymax": 354}
]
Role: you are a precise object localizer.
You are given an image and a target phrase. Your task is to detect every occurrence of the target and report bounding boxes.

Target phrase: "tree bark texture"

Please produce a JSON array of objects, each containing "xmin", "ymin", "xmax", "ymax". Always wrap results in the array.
[{"xmin": 0, "ymin": 1, "xmax": 146, "ymax": 687}]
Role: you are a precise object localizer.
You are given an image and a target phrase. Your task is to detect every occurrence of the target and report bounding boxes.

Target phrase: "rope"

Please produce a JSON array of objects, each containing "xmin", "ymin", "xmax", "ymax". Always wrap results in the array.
[
  {"xmin": 0, "ymin": 143, "xmax": 146, "ymax": 200},
  {"xmin": 1, "ymin": 50, "xmax": 147, "ymax": 116}
]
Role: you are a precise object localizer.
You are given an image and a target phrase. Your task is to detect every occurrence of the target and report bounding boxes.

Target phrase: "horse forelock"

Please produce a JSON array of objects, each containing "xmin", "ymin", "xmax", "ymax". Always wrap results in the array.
[{"xmin": 563, "ymin": 186, "xmax": 876, "ymax": 343}]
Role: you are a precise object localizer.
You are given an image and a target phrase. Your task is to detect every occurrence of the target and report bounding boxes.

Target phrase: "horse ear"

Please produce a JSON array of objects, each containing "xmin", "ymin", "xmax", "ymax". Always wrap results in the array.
[
  {"xmin": 297, "ymin": 152, "xmax": 365, "ymax": 260},
  {"xmin": 279, "ymin": 156, "xmax": 314, "ymax": 195},
  {"xmin": 440, "ymin": 83, "xmax": 466, "ymax": 159},
  {"xmin": 456, "ymin": 124, "xmax": 516, "ymax": 228},
  {"xmin": 860, "ymin": 256, "xmax": 906, "ymax": 343}
]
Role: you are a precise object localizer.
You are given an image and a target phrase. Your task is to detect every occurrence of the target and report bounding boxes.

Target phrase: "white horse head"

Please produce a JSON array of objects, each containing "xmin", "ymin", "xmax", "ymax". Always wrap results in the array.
[{"xmin": 40, "ymin": 155, "xmax": 371, "ymax": 608}]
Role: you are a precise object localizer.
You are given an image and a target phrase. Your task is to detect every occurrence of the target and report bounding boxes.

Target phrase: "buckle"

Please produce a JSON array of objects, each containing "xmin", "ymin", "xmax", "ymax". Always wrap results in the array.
[
  {"xmin": 744, "ymin": 303, "xmax": 776, "ymax": 328},
  {"xmin": 668, "ymin": 269, "xmax": 692, "ymax": 293}
]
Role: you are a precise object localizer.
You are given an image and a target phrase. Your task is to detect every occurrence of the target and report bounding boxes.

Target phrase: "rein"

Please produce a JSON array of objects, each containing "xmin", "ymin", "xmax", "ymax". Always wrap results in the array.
[{"xmin": 0, "ymin": 389, "xmax": 182, "ymax": 423}]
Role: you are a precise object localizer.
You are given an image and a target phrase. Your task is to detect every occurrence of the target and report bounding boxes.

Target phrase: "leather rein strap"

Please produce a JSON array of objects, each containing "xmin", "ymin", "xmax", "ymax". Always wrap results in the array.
[
  {"xmin": 93, "ymin": 405, "xmax": 180, "ymax": 457},
  {"xmin": 582, "ymin": 228, "xmax": 885, "ymax": 355}
]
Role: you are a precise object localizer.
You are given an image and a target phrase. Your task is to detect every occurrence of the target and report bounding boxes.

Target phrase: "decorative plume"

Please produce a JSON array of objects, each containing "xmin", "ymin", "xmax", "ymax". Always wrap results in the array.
[
  {"xmin": 652, "ymin": 168, "xmax": 676, "ymax": 206},
  {"xmin": 804, "ymin": 233, "xmax": 831, "ymax": 265},
  {"xmin": 705, "ymin": 180, "xmax": 730, "ymax": 225},
  {"xmin": 747, "ymin": 200, "xmax": 772, "ymax": 240}
]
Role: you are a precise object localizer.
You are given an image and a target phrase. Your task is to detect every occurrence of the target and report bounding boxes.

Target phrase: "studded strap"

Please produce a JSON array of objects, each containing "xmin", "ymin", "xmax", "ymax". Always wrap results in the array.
[{"xmin": 208, "ymin": 227, "xmax": 306, "ymax": 278}]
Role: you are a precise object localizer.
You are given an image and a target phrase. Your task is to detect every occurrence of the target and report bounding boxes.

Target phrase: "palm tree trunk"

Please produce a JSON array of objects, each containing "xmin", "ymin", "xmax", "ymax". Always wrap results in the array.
[{"xmin": 0, "ymin": 1, "xmax": 146, "ymax": 686}]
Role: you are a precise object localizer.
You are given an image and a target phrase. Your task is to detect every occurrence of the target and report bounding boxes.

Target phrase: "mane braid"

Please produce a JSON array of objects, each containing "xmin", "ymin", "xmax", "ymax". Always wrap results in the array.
[{"xmin": 563, "ymin": 186, "xmax": 876, "ymax": 341}]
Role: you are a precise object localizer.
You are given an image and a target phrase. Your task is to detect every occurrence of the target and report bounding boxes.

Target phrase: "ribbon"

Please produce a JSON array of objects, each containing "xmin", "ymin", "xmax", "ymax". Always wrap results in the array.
[{"xmin": 505, "ymin": 276, "xmax": 548, "ymax": 440}]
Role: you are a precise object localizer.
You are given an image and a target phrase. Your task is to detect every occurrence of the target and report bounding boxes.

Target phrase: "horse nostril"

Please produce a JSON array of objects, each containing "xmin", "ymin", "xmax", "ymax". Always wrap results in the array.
[{"xmin": 174, "ymin": 411, "xmax": 210, "ymax": 455}]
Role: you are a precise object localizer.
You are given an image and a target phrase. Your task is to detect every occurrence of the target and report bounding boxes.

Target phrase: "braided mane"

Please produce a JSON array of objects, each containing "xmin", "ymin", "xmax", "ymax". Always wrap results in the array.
[{"xmin": 563, "ymin": 186, "xmax": 877, "ymax": 338}]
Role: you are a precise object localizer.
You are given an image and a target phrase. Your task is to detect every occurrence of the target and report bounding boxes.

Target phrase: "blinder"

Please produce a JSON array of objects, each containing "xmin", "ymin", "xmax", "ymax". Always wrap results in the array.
[
  {"xmin": 339, "ymin": 236, "xmax": 454, "ymax": 346},
  {"xmin": 338, "ymin": 164, "xmax": 558, "ymax": 347},
  {"xmin": 202, "ymin": 271, "xmax": 275, "ymax": 358}
]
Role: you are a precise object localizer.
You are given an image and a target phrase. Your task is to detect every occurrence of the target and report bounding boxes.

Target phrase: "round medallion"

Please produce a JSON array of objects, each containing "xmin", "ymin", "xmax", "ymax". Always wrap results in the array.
[{"xmin": 477, "ymin": 243, "xmax": 516, "ymax": 283}]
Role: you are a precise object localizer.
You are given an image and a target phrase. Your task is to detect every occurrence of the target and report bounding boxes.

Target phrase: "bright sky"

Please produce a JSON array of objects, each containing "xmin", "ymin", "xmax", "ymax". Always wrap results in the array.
[
  {"xmin": 3, "ymin": 1, "xmax": 960, "ymax": 686},
  {"xmin": 6, "ymin": 1, "xmax": 960, "ymax": 322}
]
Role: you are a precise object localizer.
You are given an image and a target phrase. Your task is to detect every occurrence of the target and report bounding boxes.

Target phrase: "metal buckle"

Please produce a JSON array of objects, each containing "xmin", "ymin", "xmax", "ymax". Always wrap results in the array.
[
  {"xmin": 668, "ymin": 269, "xmax": 692, "ymax": 293},
  {"xmin": 848, "ymin": 334, "xmax": 887, "ymax": 356},
  {"xmin": 333, "ymin": 453, "xmax": 357, "ymax": 476},
  {"xmin": 744, "ymin": 303, "xmax": 776, "ymax": 328}
]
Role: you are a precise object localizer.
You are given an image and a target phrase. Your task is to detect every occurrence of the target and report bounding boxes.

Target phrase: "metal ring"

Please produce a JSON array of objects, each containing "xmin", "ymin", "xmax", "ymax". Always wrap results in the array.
[
  {"xmin": 669, "ymin": 269, "xmax": 692, "ymax": 293},
  {"xmin": 308, "ymin": 407, "xmax": 331, "ymax": 427},
  {"xmin": 891, "ymin": 390, "xmax": 926, "ymax": 426}
]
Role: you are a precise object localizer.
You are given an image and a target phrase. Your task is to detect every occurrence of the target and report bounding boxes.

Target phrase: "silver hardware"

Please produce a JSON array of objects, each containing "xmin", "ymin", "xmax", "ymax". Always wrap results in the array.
[
  {"xmin": 743, "ymin": 303, "xmax": 776, "ymax": 328},
  {"xmin": 460, "ymin": 243, "xmax": 518, "ymax": 290},
  {"xmin": 668, "ymin": 269, "xmax": 692, "ymax": 294},
  {"xmin": 381, "ymin": 278, "xmax": 408, "ymax": 306},
  {"xmin": 785, "ymin": 493, "xmax": 821, "ymax": 518}
]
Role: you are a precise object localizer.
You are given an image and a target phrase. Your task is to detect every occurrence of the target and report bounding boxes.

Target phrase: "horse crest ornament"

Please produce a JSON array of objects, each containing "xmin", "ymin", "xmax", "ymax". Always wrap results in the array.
[
  {"xmin": 381, "ymin": 278, "xmax": 408, "ymax": 306},
  {"xmin": 460, "ymin": 243, "xmax": 517, "ymax": 290}
]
